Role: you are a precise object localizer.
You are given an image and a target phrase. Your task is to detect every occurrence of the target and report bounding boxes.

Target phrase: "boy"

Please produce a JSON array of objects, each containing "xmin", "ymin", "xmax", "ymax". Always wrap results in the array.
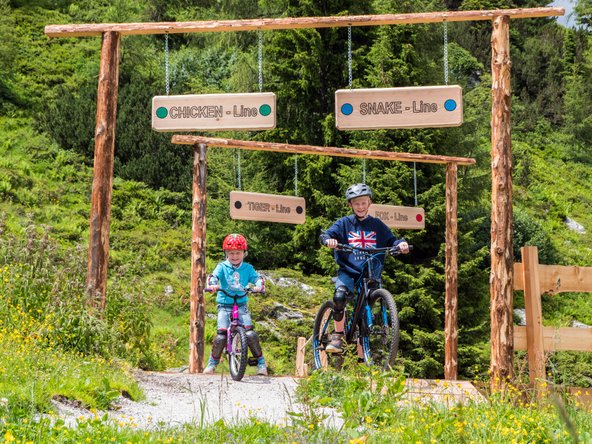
[
  {"xmin": 203, "ymin": 233, "xmax": 268, "ymax": 375},
  {"xmin": 319, "ymin": 183, "xmax": 409, "ymax": 353}
]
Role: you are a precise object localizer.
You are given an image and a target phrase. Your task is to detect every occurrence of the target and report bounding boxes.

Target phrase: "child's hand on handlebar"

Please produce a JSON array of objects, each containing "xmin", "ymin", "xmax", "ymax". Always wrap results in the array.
[
  {"xmin": 390, "ymin": 242, "xmax": 412, "ymax": 255},
  {"xmin": 204, "ymin": 285, "xmax": 220, "ymax": 293},
  {"xmin": 397, "ymin": 242, "xmax": 410, "ymax": 254},
  {"xmin": 324, "ymin": 238, "xmax": 339, "ymax": 249},
  {"xmin": 251, "ymin": 286, "xmax": 263, "ymax": 293}
]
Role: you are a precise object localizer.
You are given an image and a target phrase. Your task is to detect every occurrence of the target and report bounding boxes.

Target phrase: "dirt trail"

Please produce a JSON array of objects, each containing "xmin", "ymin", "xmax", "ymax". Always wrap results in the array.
[{"xmin": 55, "ymin": 370, "xmax": 342, "ymax": 429}]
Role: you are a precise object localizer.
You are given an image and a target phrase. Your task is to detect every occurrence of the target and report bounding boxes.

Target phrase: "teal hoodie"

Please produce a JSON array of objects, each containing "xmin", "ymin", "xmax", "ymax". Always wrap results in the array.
[{"xmin": 208, "ymin": 259, "xmax": 263, "ymax": 305}]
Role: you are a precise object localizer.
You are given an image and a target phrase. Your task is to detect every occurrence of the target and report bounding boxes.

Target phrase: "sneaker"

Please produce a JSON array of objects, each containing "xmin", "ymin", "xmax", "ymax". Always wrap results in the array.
[
  {"xmin": 203, "ymin": 357, "xmax": 219, "ymax": 374},
  {"xmin": 325, "ymin": 332, "xmax": 344, "ymax": 354},
  {"xmin": 257, "ymin": 364, "xmax": 268, "ymax": 376},
  {"xmin": 203, "ymin": 364, "xmax": 216, "ymax": 374}
]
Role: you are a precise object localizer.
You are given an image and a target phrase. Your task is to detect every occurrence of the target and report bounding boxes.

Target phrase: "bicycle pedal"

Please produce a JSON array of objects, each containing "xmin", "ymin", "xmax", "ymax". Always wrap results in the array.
[{"xmin": 247, "ymin": 357, "xmax": 259, "ymax": 366}]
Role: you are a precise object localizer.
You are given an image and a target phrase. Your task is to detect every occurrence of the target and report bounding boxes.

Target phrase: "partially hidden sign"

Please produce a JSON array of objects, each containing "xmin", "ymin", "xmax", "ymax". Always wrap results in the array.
[
  {"xmin": 335, "ymin": 85, "xmax": 463, "ymax": 130},
  {"xmin": 152, "ymin": 92, "xmax": 276, "ymax": 131},
  {"xmin": 230, "ymin": 191, "xmax": 306, "ymax": 224},
  {"xmin": 369, "ymin": 204, "xmax": 425, "ymax": 230}
]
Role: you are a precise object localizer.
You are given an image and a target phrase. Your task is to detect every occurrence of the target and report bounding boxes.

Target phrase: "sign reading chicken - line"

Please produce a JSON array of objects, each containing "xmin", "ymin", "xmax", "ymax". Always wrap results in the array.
[
  {"xmin": 152, "ymin": 92, "xmax": 276, "ymax": 131},
  {"xmin": 335, "ymin": 85, "xmax": 463, "ymax": 130}
]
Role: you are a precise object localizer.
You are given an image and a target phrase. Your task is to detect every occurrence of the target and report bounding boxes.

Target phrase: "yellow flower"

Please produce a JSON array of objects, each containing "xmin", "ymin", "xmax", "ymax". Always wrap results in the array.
[
  {"xmin": 365, "ymin": 416, "xmax": 373, "ymax": 423},
  {"xmin": 4, "ymin": 431, "xmax": 15, "ymax": 442}
]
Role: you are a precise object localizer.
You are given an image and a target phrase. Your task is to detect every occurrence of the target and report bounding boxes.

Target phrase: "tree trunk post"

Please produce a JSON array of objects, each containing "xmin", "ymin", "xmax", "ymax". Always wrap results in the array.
[
  {"xmin": 445, "ymin": 162, "xmax": 458, "ymax": 380},
  {"xmin": 189, "ymin": 143, "xmax": 208, "ymax": 373},
  {"xmin": 490, "ymin": 14, "xmax": 514, "ymax": 393},
  {"xmin": 86, "ymin": 31, "xmax": 120, "ymax": 311}
]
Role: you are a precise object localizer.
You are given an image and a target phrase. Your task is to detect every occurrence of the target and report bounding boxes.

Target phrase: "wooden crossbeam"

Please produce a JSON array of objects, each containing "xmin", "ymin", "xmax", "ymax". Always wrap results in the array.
[
  {"xmin": 171, "ymin": 135, "xmax": 476, "ymax": 166},
  {"xmin": 45, "ymin": 7, "xmax": 563, "ymax": 38}
]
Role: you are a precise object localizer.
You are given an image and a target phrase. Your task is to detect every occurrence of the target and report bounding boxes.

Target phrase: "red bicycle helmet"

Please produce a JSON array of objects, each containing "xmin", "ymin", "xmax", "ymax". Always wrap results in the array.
[{"xmin": 222, "ymin": 233, "xmax": 248, "ymax": 251}]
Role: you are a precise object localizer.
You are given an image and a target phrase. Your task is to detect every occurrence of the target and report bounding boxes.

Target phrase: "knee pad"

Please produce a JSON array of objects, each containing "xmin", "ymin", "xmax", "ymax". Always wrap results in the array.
[
  {"xmin": 211, "ymin": 329, "xmax": 227, "ymax": 359},
  {"xmin": 333, "ymin": 286, "xmax": 349, "ymax": 321},
  {"xmin": 245, "ymin": 327, "xmax": 263, "ymax": 358}
]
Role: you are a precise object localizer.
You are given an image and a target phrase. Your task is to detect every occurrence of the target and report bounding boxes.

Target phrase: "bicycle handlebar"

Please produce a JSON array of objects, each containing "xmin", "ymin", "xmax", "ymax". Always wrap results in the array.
[
  {"xmin": 204, "ymin": 287, "xmax": 265, "ymax": 297},
  {"xmin": 336, "ymin": 243, "xmax": 413, "ymax": 255}
]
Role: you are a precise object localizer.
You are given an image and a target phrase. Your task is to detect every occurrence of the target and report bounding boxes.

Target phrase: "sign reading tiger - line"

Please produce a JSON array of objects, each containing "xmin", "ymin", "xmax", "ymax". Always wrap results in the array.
[
  {"xmin": 369, "ymin": 204, "xmax": 425, "ymax": 230},
  {"xmin": 230, "ymin": 191, "xmax": 306, "ymax": 224},
  {"xmin": 335, "ymin": 85, "xmax": 463, "ymax": 130},
  {"xmin": 152, "ymin": 92, "xmax": 276, "ymax": 131}
]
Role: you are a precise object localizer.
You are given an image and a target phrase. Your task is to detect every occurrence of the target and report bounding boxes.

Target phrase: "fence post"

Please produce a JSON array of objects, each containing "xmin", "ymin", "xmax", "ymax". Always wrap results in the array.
[
  {"xmin": 521, "ymin": 246, "xmax": 545, "ymax": 392},
  {"xmin": 296, "ymin": 337, "xmax": 308, "ymax": 377}
]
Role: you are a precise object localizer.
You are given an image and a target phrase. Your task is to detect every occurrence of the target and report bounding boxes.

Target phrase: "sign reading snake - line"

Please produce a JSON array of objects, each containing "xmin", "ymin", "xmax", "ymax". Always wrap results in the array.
[
  {"xmin": 152, "ymin": 93, "xmax": 276, "ymax": 131},
  {"xmin": 336, "ymin": 85, "xmax": 463, "ymax": 130}
]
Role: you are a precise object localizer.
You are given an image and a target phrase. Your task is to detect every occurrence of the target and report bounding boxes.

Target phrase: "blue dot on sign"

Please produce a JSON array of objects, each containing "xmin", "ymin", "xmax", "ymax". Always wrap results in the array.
[
  {"xmin": 156, "ymin": 107, "xmax": 168, "ymax": 119},
  {"xmin": 341, "ymin": 103, "xmax": 353, "ymax": 116},
  {"xmin": 444, "ymin": 99, "xmax": 457, "ymax": 112}
]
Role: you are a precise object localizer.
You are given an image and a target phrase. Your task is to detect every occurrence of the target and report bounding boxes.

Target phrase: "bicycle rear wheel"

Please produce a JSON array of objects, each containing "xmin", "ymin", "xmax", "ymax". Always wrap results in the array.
[
  {"xmin": 362, "ymin": 289, "xmax": 400, "ymax": 370},
  {"xmin": 312, "ymin": 301, "xmax": 344, "ymax": 370},
  {"xmin": 228, "ymin": 326, "xmax": 248, "ymax": 381}
]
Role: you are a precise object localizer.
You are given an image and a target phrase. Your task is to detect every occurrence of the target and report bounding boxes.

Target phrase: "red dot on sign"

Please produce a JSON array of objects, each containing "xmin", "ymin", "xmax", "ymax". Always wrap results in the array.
[{"xmin": 416, "ymin": 214, "xmax": 423, "ymax": 222}]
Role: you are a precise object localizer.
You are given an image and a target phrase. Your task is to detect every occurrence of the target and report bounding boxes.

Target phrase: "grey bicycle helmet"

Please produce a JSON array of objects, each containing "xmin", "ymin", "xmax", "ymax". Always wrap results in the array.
[{"xmin": 345, "ymin": 183, "xmax": 373, "ymax": 201}]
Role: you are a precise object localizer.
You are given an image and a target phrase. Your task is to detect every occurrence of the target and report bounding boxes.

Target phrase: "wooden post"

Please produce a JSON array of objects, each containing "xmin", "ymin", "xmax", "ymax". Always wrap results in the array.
[
  {"xmin": 189, "ymin": 143, "xmax": 208, "ymax": 373},
  {"xmin": 490, "ymin": 14, "xmax": 514, "ymax": 392},
  {"xmin": 86, "ymin": 31, "xmax": 120, "ymax": 310},
  {"xmin": 444, "ymin": 162, "xmax": 458, "ymax": 380},
  {"xmin": 296, "ymin": 337, "xmax": 307, "ymax": 377},
  {"xmin": 521, "ymin": 246, "xmax": 545, "ymax": 393}
]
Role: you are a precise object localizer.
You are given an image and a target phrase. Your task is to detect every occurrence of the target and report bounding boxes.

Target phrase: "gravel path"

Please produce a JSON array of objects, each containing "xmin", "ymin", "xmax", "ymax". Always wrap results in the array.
[{"xmin": 54, "ymin": 370, "xmax": 342, "ymax": 430}]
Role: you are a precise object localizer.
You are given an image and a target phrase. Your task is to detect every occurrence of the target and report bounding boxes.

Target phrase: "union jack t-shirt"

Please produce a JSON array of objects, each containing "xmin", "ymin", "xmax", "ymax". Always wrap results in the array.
[{"xmin": 320, "ymin": 214, "xmax": 404, "ymax": 278}]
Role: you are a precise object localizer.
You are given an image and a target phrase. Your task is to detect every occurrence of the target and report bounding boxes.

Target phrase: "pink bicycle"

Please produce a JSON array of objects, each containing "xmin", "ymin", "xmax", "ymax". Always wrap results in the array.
[{"xmin": 208, "ymin": 287, "xmax": 263, "ymax": 381}]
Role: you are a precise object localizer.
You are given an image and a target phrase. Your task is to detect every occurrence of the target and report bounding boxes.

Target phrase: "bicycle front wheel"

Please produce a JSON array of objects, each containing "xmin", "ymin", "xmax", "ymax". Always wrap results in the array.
[
  {"xmin": 362, "ymin": 289, "xmax": 400, "ymax": 370},
  {"xmin": 228, "ymin": 326, "xmax": 248, "ymax": 381},
  {"xmin": 312, "ymin": 301, "xmax": 345, "ymax": 370}
]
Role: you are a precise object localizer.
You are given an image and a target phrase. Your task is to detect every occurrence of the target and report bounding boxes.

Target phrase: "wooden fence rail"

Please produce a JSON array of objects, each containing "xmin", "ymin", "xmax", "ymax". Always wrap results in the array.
[{"xmin": 513, "ymin": 246, "xmax": 592, "ymax": 388}]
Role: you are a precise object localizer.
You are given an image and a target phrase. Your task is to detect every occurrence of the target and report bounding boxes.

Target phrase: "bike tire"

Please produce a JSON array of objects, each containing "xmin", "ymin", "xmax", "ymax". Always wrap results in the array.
[
  {"xmin": 312, "ymin": 301, "xmax": 344, "ymax": 370},
  {"xmin": 228, "ymin": 326, "xmax": 248, "ymax": 381},
  {"xmin": 362, "ymin": 289, "xmax": 400, "ymax": 370}
]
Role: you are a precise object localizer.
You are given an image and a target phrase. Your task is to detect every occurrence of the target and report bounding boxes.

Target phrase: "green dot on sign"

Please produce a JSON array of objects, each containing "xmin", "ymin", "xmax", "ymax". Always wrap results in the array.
[
  {"xmin": 156, "ymin": 107, "xmax": 168, "ymax": 119},
  {"xmin": 259, "ymin": 104, "xmax": 272, "ymax": 116}
]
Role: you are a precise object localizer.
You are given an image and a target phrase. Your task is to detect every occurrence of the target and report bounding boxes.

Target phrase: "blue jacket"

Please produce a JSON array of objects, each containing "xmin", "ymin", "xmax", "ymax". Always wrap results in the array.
[
  {"xmin": 207, "ymin": 260, "xmax": 263, "ymax": 305},
  {"xmin": 320, "ymin": 214, "xmax": 405, "ymax": 278}
]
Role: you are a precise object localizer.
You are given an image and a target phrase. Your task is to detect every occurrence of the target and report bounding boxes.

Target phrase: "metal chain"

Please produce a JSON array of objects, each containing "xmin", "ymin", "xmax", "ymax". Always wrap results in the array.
[
  {"xmin": 258, "ymin": 30, "xmax": 263, "ymax": 92},
  {"xmin": 413, "ymin": 162, "xmax": 418, "ymax": 207},
  {"xmin": 237, "ymin": 149, "xmax": 242, "ymax": 191},
  {"xmin": 165, "ymin": 33, "xmax": 170, "ymax": 95},
  {"xmin": 362, "ymin": 158, "xmax": 366, "ymax": 184},
  {"xmin": 294, "ymin": 155, "xmax": 298, "ymax": 196},
  {"xmin": 347, "ymin": 25, "xmax": 353, "ymax": 88},
  {"xmin": 443, "ymin": 21, "xmax": 449, "ymax": 85}
]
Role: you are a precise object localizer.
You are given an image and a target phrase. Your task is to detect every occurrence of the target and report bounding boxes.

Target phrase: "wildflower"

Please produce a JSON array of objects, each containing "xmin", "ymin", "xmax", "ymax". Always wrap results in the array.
[
  {"xmin": 4, "ymin": 431, "xmax": 15, "ymax": 442},
  {"xmin": 0, "ymin": 398, "xmax": 8, "ymax": 408}
]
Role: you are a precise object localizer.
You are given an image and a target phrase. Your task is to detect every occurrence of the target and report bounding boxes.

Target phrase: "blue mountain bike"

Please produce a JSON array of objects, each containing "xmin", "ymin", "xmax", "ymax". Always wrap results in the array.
[{"xmin": 313, "ymin": 243, "xmax": 409, "ymax": 370}]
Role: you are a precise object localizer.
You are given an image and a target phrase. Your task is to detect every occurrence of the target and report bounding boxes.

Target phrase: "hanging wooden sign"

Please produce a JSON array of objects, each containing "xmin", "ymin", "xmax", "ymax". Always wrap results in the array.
[
  {"xmin": 335, "ymin": 85, "xmax": 463, "ymax": 130},
  {"xmin": 230, "ymin": 191, "xmax": 306, "ymax": 224},
  {"xmin": 369, "ymin": 204, "xmax": 425, "ymax": 230},
  {"xmin": 152, "ymin": 92, "xmax": 276, "ymax": 131}
]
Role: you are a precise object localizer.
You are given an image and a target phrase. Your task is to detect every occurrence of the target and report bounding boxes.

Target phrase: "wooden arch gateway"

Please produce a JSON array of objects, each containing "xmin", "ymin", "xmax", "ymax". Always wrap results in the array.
[
  {"xmin": 45, "ymin": 6, "xmax": 565, "ymax": 389},
  {"xmin": 172, "ymin": 136, "xmax": 475, "ymax": 375}
]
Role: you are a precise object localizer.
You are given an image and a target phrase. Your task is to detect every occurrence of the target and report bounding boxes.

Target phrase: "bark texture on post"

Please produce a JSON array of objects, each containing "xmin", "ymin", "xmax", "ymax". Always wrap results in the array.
[
  {"xmin": 189, "ymin": 143, "xmax": 208, "ymax": 373},
  {"xmin": 490, "ymin": 14, "xmax": 514, "ymax": 392},
  {"xmin": 445, "ymin": 162, "xmax": 458, "ymax": 380},
  {"xmin": 86, "ymin": 31, "xmax": 120, "ymax": 310}
]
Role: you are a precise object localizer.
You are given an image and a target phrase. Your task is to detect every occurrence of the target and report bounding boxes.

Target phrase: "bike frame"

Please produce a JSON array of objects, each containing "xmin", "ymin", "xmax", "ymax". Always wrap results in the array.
[
  {"xmin": 225, "ymin": 296, "xmax": 242, "ymax": 354},
  {"xmin": 340, "ymin": 245, "xmax": 391, "ymax": 347}
]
